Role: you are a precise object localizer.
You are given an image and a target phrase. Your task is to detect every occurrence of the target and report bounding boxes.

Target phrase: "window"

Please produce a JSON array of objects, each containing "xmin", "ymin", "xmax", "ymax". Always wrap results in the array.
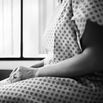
[
  {"xmin": 0, "ymin": 0, "xmax": 20, "ymax": 58},
  {"xmin": 0, "ymin": 0, "xmax": 57, "ymax": 60}
]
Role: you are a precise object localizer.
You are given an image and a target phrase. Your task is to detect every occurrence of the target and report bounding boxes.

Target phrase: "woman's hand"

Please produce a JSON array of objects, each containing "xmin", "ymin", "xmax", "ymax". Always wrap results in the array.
[{"xmin": 9, "ymin": 66, "xmax": 38, "ymax": 83}]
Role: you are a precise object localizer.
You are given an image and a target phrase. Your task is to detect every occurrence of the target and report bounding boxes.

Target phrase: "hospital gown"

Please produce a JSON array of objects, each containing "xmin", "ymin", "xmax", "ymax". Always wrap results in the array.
[{"xmin": 0, "ymin": 0, "xmax": 103, "ymax": 102}]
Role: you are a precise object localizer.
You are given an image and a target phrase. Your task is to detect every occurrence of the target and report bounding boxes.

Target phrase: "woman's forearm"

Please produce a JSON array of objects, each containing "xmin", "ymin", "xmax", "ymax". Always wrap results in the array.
[
  {"xmin": 31, "ymin": 60, "xmax": 44, "ymax": 68},
  {"xmin": 36, "ymin": 47, "xmax": 100, "ymax": 78}
]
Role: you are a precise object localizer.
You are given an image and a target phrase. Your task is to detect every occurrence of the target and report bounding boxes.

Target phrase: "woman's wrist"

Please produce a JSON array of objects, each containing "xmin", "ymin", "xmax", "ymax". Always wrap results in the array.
[
  {"xmin": 35, "ymin": 69, "xmax": 40, "ymax": 77},
  {"xmin": 35, "ymin": 66, "xmax": 47, "ymax": 77},
  {"xmin": 34, "ymin": 65, "xmax": 52, "ymax": 77},
  {"xmin": 35, "ymin": 68, "xmax": 42, "ymax": 77}
]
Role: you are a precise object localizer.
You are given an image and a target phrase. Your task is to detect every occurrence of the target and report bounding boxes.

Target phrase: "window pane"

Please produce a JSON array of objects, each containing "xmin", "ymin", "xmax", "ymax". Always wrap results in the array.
[
  {"xmin": 23, "ymin": 0, "xmax": 39, "ymax": 57},
  {"xmin": 23, "ymin": 0, "xmax": 56, "ymax": 57},
  {"xmin": 0, "ymin": 0, "xmax": 20, "ymax": 58},
  {"xmin": 0, "ymin": 0, "xmax": 56, "ymax": 58}
]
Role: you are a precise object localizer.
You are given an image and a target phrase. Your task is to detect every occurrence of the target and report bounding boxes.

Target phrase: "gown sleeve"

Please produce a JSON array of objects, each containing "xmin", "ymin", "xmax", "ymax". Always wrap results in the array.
[{"xmin": 72, "ymin": 0, "xmax": 103, "ymax": 26}]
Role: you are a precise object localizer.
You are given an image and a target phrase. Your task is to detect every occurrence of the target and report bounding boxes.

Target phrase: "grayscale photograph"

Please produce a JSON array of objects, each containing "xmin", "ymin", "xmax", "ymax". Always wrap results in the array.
[{"xmin": 0, "ymin": 0, "xmax": 103, "ymax": 103}]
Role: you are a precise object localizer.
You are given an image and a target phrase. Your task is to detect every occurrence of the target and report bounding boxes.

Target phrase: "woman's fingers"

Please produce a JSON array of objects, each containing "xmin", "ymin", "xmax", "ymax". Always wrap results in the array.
[
  {"xmin": 9, "ymin": 67, "xmax": 21, "ymax": 83},
  {"xmin": 9, "ymin": 67, "xmax": 18, "ymax": 77},
  {"xmin": 9, "ymin": 66, "xmax": 38, "ymax": 83}
]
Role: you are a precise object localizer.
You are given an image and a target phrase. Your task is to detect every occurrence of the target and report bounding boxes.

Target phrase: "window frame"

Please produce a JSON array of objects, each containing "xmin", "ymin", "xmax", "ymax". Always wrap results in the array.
[{"xmin": 0, "ymin": 0, "xmax": 44, "ymax": 61}]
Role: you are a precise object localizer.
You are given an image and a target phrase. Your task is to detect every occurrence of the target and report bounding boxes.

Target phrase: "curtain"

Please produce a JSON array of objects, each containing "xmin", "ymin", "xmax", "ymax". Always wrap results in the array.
[
  {"xmin": 0, "ymin": 0, "xmax": 56, "ymax": 58},
  {"xmin": 39, "ymin": 0, "xmax": 56, "ymax": 54},
  {"xmin": 0, "ymin": 0, "xmax": 20, "ymax": 57},
  {"xmin": 23, "ymin": 0, "xmax": 56, "ymax": 57}
]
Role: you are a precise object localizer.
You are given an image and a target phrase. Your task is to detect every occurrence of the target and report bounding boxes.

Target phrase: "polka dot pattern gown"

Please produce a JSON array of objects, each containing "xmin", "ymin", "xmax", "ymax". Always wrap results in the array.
[{"xmin": 0, "ymin": 0, "xmax": 103, "ymax": 103}]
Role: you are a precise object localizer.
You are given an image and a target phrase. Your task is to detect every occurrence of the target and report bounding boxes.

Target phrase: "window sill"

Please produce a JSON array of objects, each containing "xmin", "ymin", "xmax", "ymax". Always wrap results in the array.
[
  {"xmin": 0, "ymin": 54, "xmax": 47, "ymax": 61},
  {"xmin": 0, "ymin": 60, "xmax": 43, "ymax": 70},
  {"xmin": 0, "ymin": 54, "xmax": 47, "ymax": 70}
]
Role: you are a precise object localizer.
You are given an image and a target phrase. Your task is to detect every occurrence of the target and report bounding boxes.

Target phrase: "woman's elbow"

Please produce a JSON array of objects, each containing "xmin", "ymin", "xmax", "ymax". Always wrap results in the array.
[{"xmin": 83, "ymin": 47, "xmax": 103, "ymax": 72}]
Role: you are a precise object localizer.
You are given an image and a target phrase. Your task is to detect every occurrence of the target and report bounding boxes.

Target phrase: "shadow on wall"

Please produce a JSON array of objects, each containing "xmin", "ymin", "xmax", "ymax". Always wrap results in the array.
[{"xmin": 0, "ymin": 70, "xmax": 12, "ymax": 80}]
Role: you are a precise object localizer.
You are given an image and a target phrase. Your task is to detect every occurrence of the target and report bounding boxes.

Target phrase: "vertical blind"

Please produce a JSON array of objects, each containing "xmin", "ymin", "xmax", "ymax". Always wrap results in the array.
[{"xmin": 0, "ymin": 0, "xmax": 56, "ymax": 58}]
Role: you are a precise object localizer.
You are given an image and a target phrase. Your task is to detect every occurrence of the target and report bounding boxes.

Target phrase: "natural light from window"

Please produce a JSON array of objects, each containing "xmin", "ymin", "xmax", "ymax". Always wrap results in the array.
[{"xmin": 0, "ymin": 0, "xmax": 56, "ymax": 58}]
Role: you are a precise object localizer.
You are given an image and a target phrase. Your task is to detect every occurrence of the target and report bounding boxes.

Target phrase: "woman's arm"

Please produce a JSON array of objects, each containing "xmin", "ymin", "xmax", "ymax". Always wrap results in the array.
[
  {"xmin": 9, "ymin": 21, "xmax": 103, "ymax": 82},
  {"xmin": 36, "ymin": 47, "xmax": 100, "ymax": 77},
  {"xmin": 36, "ymin": 20, "xmax": 103, "ymax": 78}
]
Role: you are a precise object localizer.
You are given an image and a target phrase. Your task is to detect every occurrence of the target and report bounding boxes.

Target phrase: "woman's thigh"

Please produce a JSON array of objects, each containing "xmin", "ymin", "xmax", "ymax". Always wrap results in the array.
[{"xmin": 0, "ymin": 77, "xmax": 103, "ymax": 103}]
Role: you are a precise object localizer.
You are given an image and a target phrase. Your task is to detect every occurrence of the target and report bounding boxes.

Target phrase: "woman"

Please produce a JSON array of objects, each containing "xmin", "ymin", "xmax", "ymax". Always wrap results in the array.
[{"xmin": 0, "ymin": 0, "xmax": 103, "ymax": 102}]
